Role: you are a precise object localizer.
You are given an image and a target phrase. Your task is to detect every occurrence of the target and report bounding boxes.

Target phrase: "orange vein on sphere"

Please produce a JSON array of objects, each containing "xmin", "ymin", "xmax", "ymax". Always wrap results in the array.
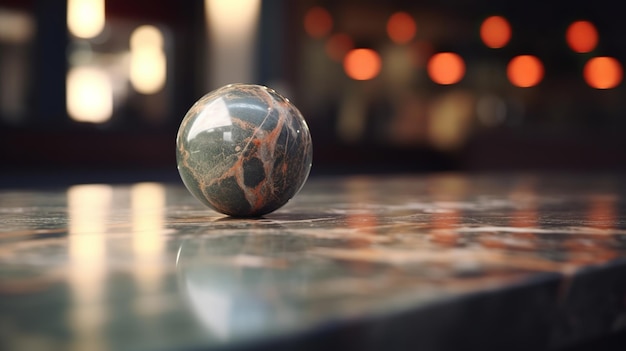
[
  {"xmin": 480, "ymin": 15, "xmax": 512, "ymax": 49},
  {"xmin": 236, "ymin": 129, "xmax": 263, "ymax": 209},
  {"xmin": 507, "ymin": 55, "xmax": 544, "ymax": 87},
  {"xmin": 256, "ymin": 117, "xmax": 285, "ymax": 209},
  {"xmin": 240, "ymin": 89, "xmax": 274, "ymax": 156},
  {"xmin": 566, "ymin": 20, "xmax": 598, "ymax": 53},
  {"xmin": 239, "ymin": 101, "xmax": 288, "ymax": 211}
]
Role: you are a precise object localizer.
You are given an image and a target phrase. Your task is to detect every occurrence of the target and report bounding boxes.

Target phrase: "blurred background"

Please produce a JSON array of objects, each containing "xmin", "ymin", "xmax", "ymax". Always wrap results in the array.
[{"xmin": 1, "ymin": 0, "xmax": 626, "ymax": 185}]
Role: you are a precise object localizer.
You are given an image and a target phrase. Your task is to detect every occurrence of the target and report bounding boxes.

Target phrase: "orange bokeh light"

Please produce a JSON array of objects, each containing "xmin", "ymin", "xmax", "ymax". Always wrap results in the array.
[
  {"xmin": 304, "ymin": 6, "xmax": 333, "ymax": 39},
  {"xmin": 427, "ymin": 52, "xmax": 466, "ymax": 85},
  {"xmin": 566, "ymin": 20, "xmax": 598, "ymax": 53},
  {"xmin": 584, "ymin": 57, "xmax": 623, "ymax": 89},
  {"xmin": 343, "ymin": 48, "xmax": 382, "ymax": 80},
  {"xmin": 325, "ymin": 33, "xmax": 354, "ymax": 62},
  {"xmin": 387, "ymin": 12, "xmax": 417, "ymax": 44},
  {"xmin": 507, "ymin": 55, "xmax": 544, "ymax": 87},
  {"xmin": 480, "ymin": 15, "xmax": 512, "ymax": 49}
]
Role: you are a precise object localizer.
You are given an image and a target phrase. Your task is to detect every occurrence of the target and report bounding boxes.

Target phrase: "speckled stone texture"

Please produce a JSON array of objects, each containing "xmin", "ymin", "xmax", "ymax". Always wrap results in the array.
[{"xmin": 176, "ymin": 84, "xmax": 313, "ymax": 217}]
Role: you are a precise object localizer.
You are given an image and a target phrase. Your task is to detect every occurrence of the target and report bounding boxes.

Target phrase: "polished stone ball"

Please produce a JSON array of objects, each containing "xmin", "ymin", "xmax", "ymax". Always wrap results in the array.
[{"xmin": 176, "ymin": 84, "xmax": 313, "ymax": 217}]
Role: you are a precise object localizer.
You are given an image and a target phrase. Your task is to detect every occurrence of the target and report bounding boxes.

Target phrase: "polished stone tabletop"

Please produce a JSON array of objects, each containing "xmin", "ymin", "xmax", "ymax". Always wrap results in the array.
[{"xmin": 1, "ymin": 174, "xmax": 626, "ymax": 351}]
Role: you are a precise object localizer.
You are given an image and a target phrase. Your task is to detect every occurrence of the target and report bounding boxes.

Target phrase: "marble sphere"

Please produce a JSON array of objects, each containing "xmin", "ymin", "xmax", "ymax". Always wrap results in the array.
[{"xmin": 176, "ymin": 84, "xmax": 313, "ymax": 217}]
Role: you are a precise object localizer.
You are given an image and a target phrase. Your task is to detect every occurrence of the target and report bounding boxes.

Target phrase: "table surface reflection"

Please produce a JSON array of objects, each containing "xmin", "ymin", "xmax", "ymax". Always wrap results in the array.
[{"xmin": 1, "ymin": 174, "xmax": 626, "ymax": 351}]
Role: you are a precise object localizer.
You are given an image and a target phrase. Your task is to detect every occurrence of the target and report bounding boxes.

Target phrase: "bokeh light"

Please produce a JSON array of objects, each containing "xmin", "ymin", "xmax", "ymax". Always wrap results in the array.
[
  {"xmin": 0, "ymin": 8, "xmax": 34, "ymax": 43},
  {"xmin": 205, "ymin": 0, "xmax": 260, "ymax": 87},
  {"xmin": 386, "ymin": 12, "xmax": 417, "ymax": 45},
  {"xmin": 427, "ymin": 52, "xmax": 465, "ymax": 85},
  {"xmin": 566, "ymin": 20, "xmax": 598, "ymax": 53},
  {"xmin": 304, "ymin": 6, "xmax": 332, "ymax": 39},
  {"xmin": 130, "ymin": 25, "xmax": 166, "ymax": 94},
  {"xmin": 325, "ymin": 33, "xmax": 354, "ymax": 62},
  {"xmin": 480, "ymin": 15, "xmax": 511, "ymax": 49},
  {"xmin": 343, "ymin": 48, "xmax": 382, "ymax": 80},
  {"xmin": 584, "ymin": 57, "xmax": 623, "ymax": 89},
  {"xmin": 67, "ymin": 0, "xmax": 105, "ymax": 39},
  {"xmin": 507, "ymin": 55, "xmax": 544, "ymax": 87},
  {"xmin": 66, "ymin": 66, "xmax": 112, "ymax": 123}
]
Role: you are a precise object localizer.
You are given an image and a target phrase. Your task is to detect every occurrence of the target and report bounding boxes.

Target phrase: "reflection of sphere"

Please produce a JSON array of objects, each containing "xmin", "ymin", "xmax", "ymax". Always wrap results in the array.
[
  {"xmin": 176, "ymin": 233, "xmax": 311, "ymax": 341},
  {"xmin": 182, "ymin": 264, "xmax": 271, "ymax": 340},
  {"xmin": 176, "ymin": 84, "xmax": 313, "ymax": 217}
]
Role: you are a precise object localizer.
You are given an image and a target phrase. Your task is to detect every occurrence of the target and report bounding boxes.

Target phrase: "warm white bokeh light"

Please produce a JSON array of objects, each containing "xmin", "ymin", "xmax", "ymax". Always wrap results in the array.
[
  {"xmin": 67, "ymin": 184, "xmax": 111, "ymax": 351},
  {"xmin": 0, "ymin": 8, "xmax": 34, "ymax": 43},
  {"xmin": 67, "ymin": 0, "xmax": 106, "ymax": 39},
  {"xmin": 205, "ymin": 0, "xmax": 261, "ymax": 88},
  {"xmin": 130, "ymin": 25, "xmax": 167, "ymax": 94},
  {"xmin": 428, "ymin": 91, "xmax": 474, "ymax": 151},
  {"xmin": 130, "ymin": 25, "xmax": 163, "ymax": 50},
  {"xmin": 67, "ymin": 66, "xmax": 113, "ymax": 123},
  {"xmin": 131, "ymin": 183, "xmax": 166, "ymax": 295},
  {"xmin": 68, "ymin": 184, "xmax": 111, "ymax": 262}
]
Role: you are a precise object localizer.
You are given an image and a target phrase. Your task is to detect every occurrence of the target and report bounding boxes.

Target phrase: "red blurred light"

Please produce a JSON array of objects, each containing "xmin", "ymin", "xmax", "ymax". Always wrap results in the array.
[
  {"xmin": 480, "ymin": 16, "xmax": 512, "ymax": 49},
  {"xmin": 304, "ymin": 7, "xmax": 333, "ymax": 39},
  {"xmin": 566, "ymin": 21, "xmax": 598, "ymax": 53},
  {"xmin": 387, "ymin": 12, "xmax": 417, "ymax": 44}
]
